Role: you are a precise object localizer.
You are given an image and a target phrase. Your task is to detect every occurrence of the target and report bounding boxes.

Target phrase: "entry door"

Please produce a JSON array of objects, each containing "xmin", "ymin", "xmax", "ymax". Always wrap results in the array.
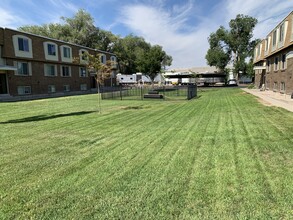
[
  {"xmin": 0, "ymin": 74, "xmax": 8, "ymax": 94},
  {"xmin": 91, "ymin": 76, "xmax": 97, "ymax": 89}
]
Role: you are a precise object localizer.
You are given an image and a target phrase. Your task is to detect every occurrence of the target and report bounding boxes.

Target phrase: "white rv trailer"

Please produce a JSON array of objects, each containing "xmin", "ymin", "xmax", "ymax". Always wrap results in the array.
[{"xmin": 116, "ymin": 73, "xmax": 152, "ymax": 84}]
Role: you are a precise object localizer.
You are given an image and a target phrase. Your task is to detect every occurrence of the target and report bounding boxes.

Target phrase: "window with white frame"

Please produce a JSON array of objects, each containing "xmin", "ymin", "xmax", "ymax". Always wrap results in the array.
[
  {"xmin": 79, "ymin": 49, "xmax": 88, "ymax": 62},
  {"xmin": 110, "ymin": 56, "xmax": 117, "ymax": 68},
  {"xmin": 16, "ymin": 61, "xmax": 30, "ymax": 76},
  {"xmin": 17, "ymin": 86, "xmax": 31, "ymax": 95},
  {"xmin": 279, "ymin": 23, "xmax": 285, "ymax": 42},
  {"xmin": 63, "ymin": 47, "xmax": 71, "ymax": 58},
  {"xmin": 60, "ymin": 45, "xmax": 72, "ymax": 62},
  {"xmin": 273, "ymin": 82, "xmax": 278, "ymax": 91},
  {"xmin": 80, "ymin": 84, "xmax": 87, "ymax": 91},
  {"xmin": 44, "ymin": 42, "xmax": 58, "ymax": 61},
  {"xmin": 266, "ymin": 60, "xmax": 270, "ymax": 72},
  {"xmin": 18, "ymin": 38, "xmax": 29, "ymax": 52},
  {"xmin": 48, "ymin": 85, "xmax": 56, "ymax": 93},
  {"xmin": 281, "ymin": 54, "xmax": 286, "ymax": 69},
  {"xmin": 272, "ymin": 30, "xmax": 277, "ymax": 46},
  {"xmin": 280, "ymin": 82, "xmax": 285, "ymax": 92},
  {"xmin": 47, "ymin": 43, "xmax": 56, "ymax": 56},
  {"xmin": 79, "ymin": 67, "xmax": 87, "ymax": 77},
  {"xmin": 274, "ymin": 56, "xmax": 279, "ymax": 71},
  {"xmin": 61, "ymin": 66, "xmax": 71, "ymax": 77},
  {"xmin": 44, "ymin": 64, "xmax": 57, "ymax": 76},
  {"xmin": 63, "ymin": 85, "xmax": 70, "ymax": 92},
  {"xmin": 265, "ymin": 38, "xmax": 268, "ymax": 51},
  {"xmin": 13, "ymin": 35, "xmax": 33, "ymax": 58},
  {"xmin": 100, "ymin": 54, "xmax": 106, "ymax": 64}
]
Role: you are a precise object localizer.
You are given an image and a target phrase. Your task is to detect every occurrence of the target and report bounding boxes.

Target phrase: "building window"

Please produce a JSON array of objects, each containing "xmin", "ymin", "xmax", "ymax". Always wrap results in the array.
[
  {"xmin": 17, "ymin": 62, "xmax": 30, "ymax": 76},
  {"xmin": 266, "ymin": 60, "xmax": 270, "ymax": 72},
  {"xmin": 18, "ymin": 38, "xmax": 29, "ymax": 52},
  {"xmin": 281, "ymin": 54, "xmax": 286, "ymax": 69},
  {"xmin": 280, "ymin": 82, "xmax": 285, "ymax": 92},
  {"xmin": 81, "ymin": 51, "xmax": 86, "ymax": 60},
  {"xmin": 13, "ymin": 35, "xmax": 33, "ymax": 58},
  {"xmin": 44, "ymin": 64, "xmax": 57, "ymax": 76},
  {"xmin": 257, "ymin": 44, "xmax": 261, "ymax": 57},
  {"xmin": 17, "ymin": 86, "xmax": 31, "ymax": 95},
  {"xmin": 60, "ymin": 45, "xmax": 72, "ymax": 62},
  {"xmin": 80, "ymin": 84, "xmax": 87, "ymax": 91},
  {"xmin": 63, "ymin": 47, "xmax": 71, "ymax": 58},
  {"xmin": 272, "ymin": 30, "xmax": 277, "ymax": 46},
  {"xmin": 273, "ymin": 82, "xmax": 278, "ymax": 91},
  {"xmin": 279, "ymin": 23, "xmax": 284, "ymax": 42},
  {"xmin": 100, "ymin": 54, "xmax": 106, "ymax": 64},
  {"xmin": 80, "ymin": 67, "xmax": 87, "ymax": 77},
  {"xmin": 110, "ymin": 56, "xmax": 117, "ymax": 68},
  {"xmin": 274, "ymin": 57, "xmax": 279, "ymax": 71},
  {"xmin": 61, "ymin": 66, "xmax": 71, "ymax": 77},
  {"xmin": 265, "ymin": 39, "xmax": 268, "ymax": 51},
  {"xmin": 44, "ymin": 42, "xmax": 58, "ymax": 61},
  {"xmin": 48, "ymin": 44, "xmax": 56, "ymax": 56},
  {"xmin": 48, "ymin": 85, "xmax": 56, "ymax": 93},
  {"xmin": 63, "ymin": 85, "xmax": 70, "ymax": 92},
  {"xmin": 79, "ymin": 49, "xmax": 88, "ymax": 62}
]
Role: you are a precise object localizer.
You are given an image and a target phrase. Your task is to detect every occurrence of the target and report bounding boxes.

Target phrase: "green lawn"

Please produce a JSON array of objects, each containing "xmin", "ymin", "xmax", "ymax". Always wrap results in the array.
[{"xmin": 0, "ymin": 88, "xmax": 292, "ymax": 219}]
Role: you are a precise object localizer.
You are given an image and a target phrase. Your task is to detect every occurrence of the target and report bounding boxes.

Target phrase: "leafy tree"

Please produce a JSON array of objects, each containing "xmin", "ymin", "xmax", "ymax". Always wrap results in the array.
[
  {"xmin": 19, "ymin": 9, "xmax": 99, "ymax": 48},
  {"xmin": 74, "ymin": 52, "xmax": 113, "ymax": 112},
  {"xmin": 137, "ymin": 45, "xmax": 169, "ymax": 80},
  {"xmin": 206, "ymin": 14, "xmax": 258, "ymax": 77},
  {"xmin": 112, "ymin": 35, "xmax": 172, "ymax": 79},
  {"xmin": 18, "ymin": 9, "xmax": 172, "ymax": 78}
]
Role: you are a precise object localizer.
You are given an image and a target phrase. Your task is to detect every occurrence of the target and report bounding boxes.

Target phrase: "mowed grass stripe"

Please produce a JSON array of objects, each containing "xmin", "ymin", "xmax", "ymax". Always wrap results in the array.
[{"xmin": 0, "ymin": 88, "xmax": 293, "ymax": 219}]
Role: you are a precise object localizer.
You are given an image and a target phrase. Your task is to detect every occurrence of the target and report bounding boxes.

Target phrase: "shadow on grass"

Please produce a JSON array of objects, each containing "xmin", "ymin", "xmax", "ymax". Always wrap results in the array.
[{"xmin": 0, "ymin": 111, "xmax": 97, "ymax": 124}]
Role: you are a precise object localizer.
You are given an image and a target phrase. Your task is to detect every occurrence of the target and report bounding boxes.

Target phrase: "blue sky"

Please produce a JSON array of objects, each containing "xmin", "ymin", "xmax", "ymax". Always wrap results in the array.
[{"xmin": 0, "ymin": 0, "xmax": 292, "ymax": 68}]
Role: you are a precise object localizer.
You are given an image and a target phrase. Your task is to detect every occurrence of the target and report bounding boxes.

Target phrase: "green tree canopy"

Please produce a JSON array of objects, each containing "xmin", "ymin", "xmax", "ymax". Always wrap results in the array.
[
  {"xmin": 18, "ymin": 9, "xmax": 172, "ymax": 78},
  {"xmin": 206, "ymin": 14, "xmax": 259, "ymax": 76}
]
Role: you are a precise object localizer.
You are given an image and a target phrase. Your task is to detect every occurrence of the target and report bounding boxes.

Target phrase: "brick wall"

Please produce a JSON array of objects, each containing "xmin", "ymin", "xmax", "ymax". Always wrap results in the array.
[{"xmin": 1, "ymin": 28, "xmax": 117, "ymax": 97}]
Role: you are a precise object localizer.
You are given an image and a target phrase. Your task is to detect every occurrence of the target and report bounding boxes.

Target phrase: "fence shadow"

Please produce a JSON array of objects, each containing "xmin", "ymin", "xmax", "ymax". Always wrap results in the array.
[{"xmin": 0, "ymin": 111, "xmax": 97, "ymax": 124}]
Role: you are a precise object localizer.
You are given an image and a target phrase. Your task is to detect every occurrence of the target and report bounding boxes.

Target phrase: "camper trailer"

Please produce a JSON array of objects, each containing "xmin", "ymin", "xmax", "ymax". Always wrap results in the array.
[{"xmin": 116, "ymin": 73, "xmax": 151, "ymax": 85}]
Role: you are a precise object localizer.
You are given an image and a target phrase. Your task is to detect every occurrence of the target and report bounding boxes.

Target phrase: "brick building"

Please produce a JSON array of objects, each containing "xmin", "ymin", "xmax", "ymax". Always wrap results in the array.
[
  {"xmin": 0, "ymin": 28, "xmax": 117, "ymax": 100},
  {"xmin": 254, "ymin": 11, "xmax": 293, "ymax": 96}
]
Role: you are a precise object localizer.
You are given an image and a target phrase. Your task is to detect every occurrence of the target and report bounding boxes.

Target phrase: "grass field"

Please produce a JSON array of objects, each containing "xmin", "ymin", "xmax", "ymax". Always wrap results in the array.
[{"xmin": 0, "ymin": 88, "xmax": 292, "ymax": 219}]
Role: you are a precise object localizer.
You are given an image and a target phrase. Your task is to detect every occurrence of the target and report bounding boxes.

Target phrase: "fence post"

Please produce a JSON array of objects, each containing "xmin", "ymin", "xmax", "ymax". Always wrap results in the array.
[
  {"xmin": 120, "ymin": 84, "xmax": 122, "ymax": 100},
  {"xmin": 141, "ymin": 85, "xmax": 143, "ymax": 100}
]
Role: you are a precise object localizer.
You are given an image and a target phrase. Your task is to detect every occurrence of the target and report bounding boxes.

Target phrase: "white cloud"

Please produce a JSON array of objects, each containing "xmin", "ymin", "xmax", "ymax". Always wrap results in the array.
[
  {"xmin": 225, "ymin": 0, "xmax": 293, "ymax": 39},
  {"xmin": 118, "ymin": 0, "xmax": 293, "ymax": 69},
  {"xmin": 119, "ymin": 2, "xmax": 211, "ymax": 68},
  {"xmin": 0, "ymin": 8, "xmax": 25, "ymax": 29}
]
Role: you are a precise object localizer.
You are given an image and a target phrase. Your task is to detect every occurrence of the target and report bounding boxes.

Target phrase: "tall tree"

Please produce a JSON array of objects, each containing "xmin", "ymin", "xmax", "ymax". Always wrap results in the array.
[
  {"xmin": 206, "ymin": 14, "xmax": 258, "ymax": 77},
  {"xmin": 136, "ymin": 45, "xmax": 169, "ymax": 80},
  {"xmin": 18, "ymin": 9, "xmax": 172, "ymax": 76}
]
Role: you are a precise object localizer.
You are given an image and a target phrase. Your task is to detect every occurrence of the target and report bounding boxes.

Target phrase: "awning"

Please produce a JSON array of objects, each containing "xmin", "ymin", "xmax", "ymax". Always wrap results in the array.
[{"xmin": 0, "ymin": 65, "xmax": 17, "ymax": 71}]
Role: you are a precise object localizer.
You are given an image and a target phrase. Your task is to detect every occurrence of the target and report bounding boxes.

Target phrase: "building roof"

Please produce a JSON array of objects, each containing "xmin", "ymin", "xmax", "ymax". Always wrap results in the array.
[{"xmin": 2, "ymin": 27, "xmax": 116, "ymax": 56}]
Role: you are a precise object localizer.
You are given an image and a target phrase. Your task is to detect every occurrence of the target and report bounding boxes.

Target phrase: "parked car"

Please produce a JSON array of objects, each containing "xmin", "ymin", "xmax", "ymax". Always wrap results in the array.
[{"xmin": 227, "ymin": 79, "xmax": 238, "ymax": 86}]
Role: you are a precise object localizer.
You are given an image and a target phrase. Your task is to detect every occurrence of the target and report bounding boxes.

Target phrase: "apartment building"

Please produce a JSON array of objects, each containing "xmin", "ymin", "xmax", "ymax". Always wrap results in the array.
[
  {"xmin": 254, "ymin": 11, "xmax": 293, "ymax": 96},
  {"xmin": 0, "ymin": 28, "xmax": 117, "ymax": 100}
]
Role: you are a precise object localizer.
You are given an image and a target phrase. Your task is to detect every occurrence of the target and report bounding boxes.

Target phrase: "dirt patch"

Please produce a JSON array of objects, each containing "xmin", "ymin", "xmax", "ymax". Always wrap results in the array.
[
  {"xmin": 122, "ymin": 106, "xmax": 144, "ymax": 110},
  {"xmin": 257, "ymin": 98, "xmax": 273, "ymax": 106}
]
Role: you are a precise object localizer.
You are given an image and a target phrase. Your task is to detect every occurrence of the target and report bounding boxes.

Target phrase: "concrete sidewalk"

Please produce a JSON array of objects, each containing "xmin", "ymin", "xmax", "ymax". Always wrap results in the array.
[{"xmin": 242, "ymin": 88, "xmax": 293, "ymax": 112}]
